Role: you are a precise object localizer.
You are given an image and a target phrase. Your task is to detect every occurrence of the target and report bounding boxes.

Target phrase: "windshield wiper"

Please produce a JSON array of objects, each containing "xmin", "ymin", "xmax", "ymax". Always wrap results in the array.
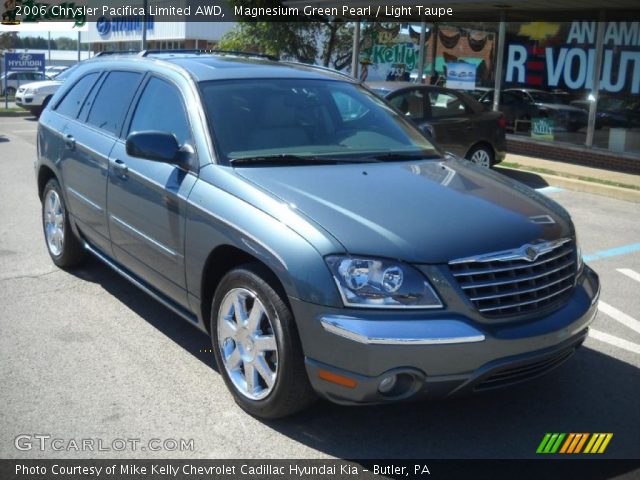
[
  {"xmin": 359, "ymin": 151, "xmax": 442, "ymax": 162},
  {"xmin": 229, "ymin": 154, "xmax": 367, "ymax": 167}
]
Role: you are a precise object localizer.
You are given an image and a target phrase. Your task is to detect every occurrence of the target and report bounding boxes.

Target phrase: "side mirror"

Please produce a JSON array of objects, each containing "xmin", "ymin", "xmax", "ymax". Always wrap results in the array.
[{"xmin": 126, "ymin": 131, "xmax": 180, "ymax": 164}]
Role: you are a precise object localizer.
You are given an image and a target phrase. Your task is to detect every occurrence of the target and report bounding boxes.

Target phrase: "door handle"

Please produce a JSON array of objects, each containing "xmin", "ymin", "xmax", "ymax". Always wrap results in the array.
[
  {"xmin": 112, "ymin": 159, "xmax": 128, "ymax": 176},
  {"xmin": 64, "ymin": 134, "xmax": 75, "ymax": 150}
]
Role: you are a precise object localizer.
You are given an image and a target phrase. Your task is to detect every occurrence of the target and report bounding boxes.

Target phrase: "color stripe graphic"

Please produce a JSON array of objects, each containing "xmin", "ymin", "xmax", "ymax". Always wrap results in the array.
[{"xmin": 537, "ymin": 433, "xmax": 613, "ymax": 454}]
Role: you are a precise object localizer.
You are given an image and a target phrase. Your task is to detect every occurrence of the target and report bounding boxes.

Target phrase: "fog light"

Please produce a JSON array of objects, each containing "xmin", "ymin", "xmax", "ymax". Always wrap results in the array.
[{"xmin": 378, "ymin": 374, "xmax": 397, "ymax": 394}]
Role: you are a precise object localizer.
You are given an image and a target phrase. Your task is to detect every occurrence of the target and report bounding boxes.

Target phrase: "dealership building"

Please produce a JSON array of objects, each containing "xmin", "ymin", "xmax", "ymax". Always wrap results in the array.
[
  {"xmin": 80, "ymin": 19, "xmax": 234, "ymax": 53},
  {"xmin": 284, "ymin": 0, "xmax": 640, "ymax": 171}
]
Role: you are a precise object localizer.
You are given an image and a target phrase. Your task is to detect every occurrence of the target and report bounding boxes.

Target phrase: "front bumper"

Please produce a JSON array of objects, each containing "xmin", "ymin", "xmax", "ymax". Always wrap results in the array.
[
  {"xmin": 293, "ymin": 265, "xmax": 599, "ymax": 405},
  {"xmin": 15, "ymin": 92, "xmax": 46, "ymax": 109}
]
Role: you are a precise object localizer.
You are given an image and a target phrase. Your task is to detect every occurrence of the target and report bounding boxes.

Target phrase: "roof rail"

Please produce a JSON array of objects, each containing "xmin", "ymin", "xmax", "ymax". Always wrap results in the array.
[
  {"xmin": 94, "ymin": 50, "xmax": 143, "ymax": 57},
  {"xmin": 280, "ymin": 61, "xmax": 355, "ymax": 81},
  {"xmin": 140, "ymin": 49, "xmax": 279, "ymax": 61}
]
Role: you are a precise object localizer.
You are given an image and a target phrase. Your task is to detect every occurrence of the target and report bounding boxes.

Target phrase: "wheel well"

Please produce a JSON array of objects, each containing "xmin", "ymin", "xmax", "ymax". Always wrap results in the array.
[
  {"xmin": 37, "ymin": 165, "xmax": 56, "ymax": 200},
  {"xmin": 465, "ymin": 142, "xmax": 495, "ymax": 160},
  {"xmin": 200, "ymin": 245, "xmax": 288, "ymax": 333}
]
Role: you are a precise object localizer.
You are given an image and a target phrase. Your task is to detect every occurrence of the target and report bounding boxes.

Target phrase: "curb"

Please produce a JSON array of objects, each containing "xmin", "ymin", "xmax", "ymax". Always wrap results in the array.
[{"xmin": 500, "ymin": 167, "xmax": 640, "ymax": 203}]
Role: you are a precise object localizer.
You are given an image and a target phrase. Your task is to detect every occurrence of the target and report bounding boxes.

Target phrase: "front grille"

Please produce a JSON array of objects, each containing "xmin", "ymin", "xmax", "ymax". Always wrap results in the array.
[
  {"xmin": 449, "ymin": 239, "xmax": 576, "ymax": 318},
  {"xmin": 474, "ymin": 347, "xmax": 576, "ymax": 391}
]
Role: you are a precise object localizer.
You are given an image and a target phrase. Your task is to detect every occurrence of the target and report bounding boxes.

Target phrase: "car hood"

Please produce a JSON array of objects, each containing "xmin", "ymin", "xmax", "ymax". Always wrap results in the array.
[
  {"xmin": 18, "ymin": 80, "xmax": 62, "ymax": 90},
  {"xmin": 235, "ymin": 159, "xmax": 574, "ymax": 263}
]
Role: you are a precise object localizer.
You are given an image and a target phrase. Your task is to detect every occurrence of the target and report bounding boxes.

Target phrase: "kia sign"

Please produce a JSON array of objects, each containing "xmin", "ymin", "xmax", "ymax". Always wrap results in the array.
[{"xmin": 5, "ymin": 53, "xmax": 45, "ymax": 73}]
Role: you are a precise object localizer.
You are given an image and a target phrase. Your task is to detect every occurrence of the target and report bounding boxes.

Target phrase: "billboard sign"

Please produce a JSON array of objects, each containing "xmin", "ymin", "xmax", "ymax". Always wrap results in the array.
[{"xmin": 5, "ymin": 52, "xmax": 45, "ymax": 73}]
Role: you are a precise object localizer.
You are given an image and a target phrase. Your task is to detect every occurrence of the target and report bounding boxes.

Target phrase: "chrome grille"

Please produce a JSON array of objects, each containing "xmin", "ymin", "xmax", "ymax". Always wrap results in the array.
[{"xmin": 449, "ymin": 239, "xmax": 576, "ymax": 317}]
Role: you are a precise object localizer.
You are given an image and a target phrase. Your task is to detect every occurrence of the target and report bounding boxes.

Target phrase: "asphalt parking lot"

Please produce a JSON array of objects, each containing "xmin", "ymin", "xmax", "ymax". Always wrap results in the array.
[{"xmin": 0, "ymin": 115, "xmax": 638, "ymax": 460}]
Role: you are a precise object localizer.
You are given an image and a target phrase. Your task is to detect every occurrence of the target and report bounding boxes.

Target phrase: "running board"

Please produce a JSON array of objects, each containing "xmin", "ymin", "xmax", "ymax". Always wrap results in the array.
[{"xmin": 83, "ymin": 241, "xmax": 203, "ymax": 330}]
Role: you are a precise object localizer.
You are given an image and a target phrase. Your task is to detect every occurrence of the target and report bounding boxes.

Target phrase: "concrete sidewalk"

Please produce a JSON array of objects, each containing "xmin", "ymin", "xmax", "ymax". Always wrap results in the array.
[{"xmin": 501, "ymin": 153, "xmax": 640, "ymax": 203}]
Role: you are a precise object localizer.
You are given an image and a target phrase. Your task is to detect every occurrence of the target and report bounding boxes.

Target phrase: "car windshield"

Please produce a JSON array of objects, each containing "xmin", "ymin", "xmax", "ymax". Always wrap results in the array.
[
  {"xmin": 54, "ymin": 66, "xmax": 77, "ymax": 81},
  {"xmin": 199, "ymin": 78, "xmax": 439, "ymax": 165}
]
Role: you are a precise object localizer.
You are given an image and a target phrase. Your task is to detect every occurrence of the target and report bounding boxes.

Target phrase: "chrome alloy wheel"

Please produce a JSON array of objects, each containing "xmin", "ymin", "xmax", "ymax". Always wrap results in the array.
[
  {"xmin": 217, "ymin": 288, "xmax": 278, "ymax": 400},
  {"xmin": 470, "ymin": 149, "xmax": 491, "ymax": 168},
  {"xmin": 44, "ymin": 189, "xmax": 65, "ymax": 256}
]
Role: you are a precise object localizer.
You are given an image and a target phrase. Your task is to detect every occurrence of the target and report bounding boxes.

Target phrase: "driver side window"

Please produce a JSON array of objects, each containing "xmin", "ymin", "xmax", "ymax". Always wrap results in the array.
[{"xmin": 129, "ymin": 77, "xmax": 193, "ymax": 147}]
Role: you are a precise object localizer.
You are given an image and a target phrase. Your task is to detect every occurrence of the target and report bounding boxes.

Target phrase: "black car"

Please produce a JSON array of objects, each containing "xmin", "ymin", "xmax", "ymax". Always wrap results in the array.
[
  {"xmin": 571, "ymin": 94, "xmax": 640, "ymax": 129},
  {"xmin": 481, "ymin": 89, "xmax": 588, "ymax": 133},
  {"xmin": 368, "ymin": 82, "xmax": 506, "ymax": 168}
]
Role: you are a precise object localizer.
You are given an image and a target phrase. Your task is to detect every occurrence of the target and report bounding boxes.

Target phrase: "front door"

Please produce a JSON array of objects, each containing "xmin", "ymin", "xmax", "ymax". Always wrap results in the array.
[{"xmin": 107, "ymin": 76, "xmax": 197, "ymax": 308}]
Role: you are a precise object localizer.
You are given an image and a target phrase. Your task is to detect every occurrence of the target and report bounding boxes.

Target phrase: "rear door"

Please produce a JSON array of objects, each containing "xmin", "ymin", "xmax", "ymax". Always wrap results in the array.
[
  {"xmin": 107, "ymin": 75, "xmax": 197, "ymax": 308},
  {"xmin": 59, "ymin": 70, "xmax": 142, "ymax": 253},
  {"xmin": 50, "ymin": 71, "xmax": 107, "ymax": 250},
  {"xmin": 425, "ymin": 88, "xmax": 475, "ymax": 157}
]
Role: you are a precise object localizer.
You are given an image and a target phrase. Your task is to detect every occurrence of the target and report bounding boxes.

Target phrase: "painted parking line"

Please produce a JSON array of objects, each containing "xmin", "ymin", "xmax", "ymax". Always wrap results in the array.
[
  {"xmin": 535, "ymin": 186, "xmax": 564, "ymax": 194},
  {"xmin": 583, "ymin": 243, "xmax": 640, "ymax": 263},
  {"xmin": 598, "ymin": 301, "xmax": 640, "ymax": 335},
  {"xmin": 617, "ymin": 268, "xmax": 640, "ymax": 283},
  {"xmin": 589, "ymin": 329, "xmax": 640, "ymax": 355}
]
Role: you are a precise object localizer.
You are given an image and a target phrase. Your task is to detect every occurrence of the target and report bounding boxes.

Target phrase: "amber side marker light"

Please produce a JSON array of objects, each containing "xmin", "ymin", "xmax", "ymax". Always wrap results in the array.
[{"xmin": 318, "ymin": 369, "xmax": 358, "ymax": 388}]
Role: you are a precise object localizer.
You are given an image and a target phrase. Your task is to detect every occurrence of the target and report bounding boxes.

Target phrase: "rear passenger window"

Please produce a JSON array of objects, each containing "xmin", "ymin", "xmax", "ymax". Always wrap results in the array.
[
  {"xmin": 428, "ymin": 91, "xmax": 470, "ymax": 118},
  {"xmin": 87, "ymin": 71, "xmax": 142, "ymax": 135},
  {"xmin": 55, "ymin": 72, "xmax": 100, "ymax": 119},
  {"xmin": 128, "ymin": 77, "xmax": 192, "ymax": 146}
]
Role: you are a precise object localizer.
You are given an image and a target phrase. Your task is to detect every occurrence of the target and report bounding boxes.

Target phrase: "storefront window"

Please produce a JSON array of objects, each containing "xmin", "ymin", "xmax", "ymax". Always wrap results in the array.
[
  {"xmin": 592, "ymin": 23, "xmax": 640, "ymax": 155},
  {"xmin": 500, "ymin": 21, "xmax": 640, "ymax": 155}
]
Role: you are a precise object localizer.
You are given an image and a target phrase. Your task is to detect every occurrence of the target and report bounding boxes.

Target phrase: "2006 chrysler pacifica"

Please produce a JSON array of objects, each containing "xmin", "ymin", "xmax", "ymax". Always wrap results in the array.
[{"xmin": 36, "ymin": 51, "xmax": 600, "ymax": 418}]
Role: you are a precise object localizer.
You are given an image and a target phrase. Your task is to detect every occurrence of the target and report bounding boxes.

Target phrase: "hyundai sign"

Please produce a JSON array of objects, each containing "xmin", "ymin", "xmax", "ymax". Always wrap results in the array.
[{"xmin": 5, "ymin": 53, "xmax": 45, "ymax": 73}]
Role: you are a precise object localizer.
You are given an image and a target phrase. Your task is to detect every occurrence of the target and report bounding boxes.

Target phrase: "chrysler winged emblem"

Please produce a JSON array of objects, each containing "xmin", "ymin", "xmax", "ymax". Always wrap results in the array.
[{"xmin": 525, "ymin": 246, "xmax": 538, "ymax": 262}]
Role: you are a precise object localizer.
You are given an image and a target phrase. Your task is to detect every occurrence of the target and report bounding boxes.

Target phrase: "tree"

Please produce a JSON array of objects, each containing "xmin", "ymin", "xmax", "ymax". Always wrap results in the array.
[
  {"xmin": 219, "ymin": 22, "xmax": 320, "ymax": 64},
  {"xmin": 55, "ymin": 37, "xmax": 77, "ymax": 50},
  {"xmin": 0, "ymin": 32, "xmax": 19, "ymax": 50},
  {"xmin": 219, "ymin": 0, "xmax": 355, "ymax": 70}
]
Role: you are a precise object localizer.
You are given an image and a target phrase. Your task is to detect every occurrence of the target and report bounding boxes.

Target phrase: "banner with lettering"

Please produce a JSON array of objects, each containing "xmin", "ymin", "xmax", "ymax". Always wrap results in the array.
[{"xmin": 504, "ymin": 21, "xmax": 640, "ymax": 95}]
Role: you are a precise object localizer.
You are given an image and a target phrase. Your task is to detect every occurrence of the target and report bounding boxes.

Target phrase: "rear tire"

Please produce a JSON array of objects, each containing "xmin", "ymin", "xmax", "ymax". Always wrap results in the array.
[
  {"xmin": 41, "ymin": 178, "xmax": 86, "ymax": 268},
  {"xmin": 210, "ymin": 264, "xmax": 316, "ymax": 419},
  {"xmin": 466, "ymin": 144, "xmax": 494, "ymax": 168}
]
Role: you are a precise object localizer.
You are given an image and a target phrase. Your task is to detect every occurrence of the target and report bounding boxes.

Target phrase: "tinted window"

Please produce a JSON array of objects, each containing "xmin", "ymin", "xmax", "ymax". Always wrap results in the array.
[
  {"xmin": 129, "ymin": 77, "xmax": 192, "ymax": 146},
  {"xmin": 55, "ymin": 72, "xmax": 100, "ymax": 119},
  {"xmin": 87, "ymin": 71, "xmax": 142, "ymax": 135},
  {"xmin": 388, "ymin": 89, "xmax": 426, "ymax": 120},
  {"xmin": 428, "ymin": 91, "xmax": 469, "ymax": 118}
]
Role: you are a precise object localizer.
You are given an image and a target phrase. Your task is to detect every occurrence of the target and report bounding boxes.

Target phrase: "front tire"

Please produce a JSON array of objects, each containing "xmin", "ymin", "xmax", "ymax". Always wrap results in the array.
[
  {"xmin": 42, "ymin": 178, "xmax": 86, "ymax": 268},
  {"xmin": 210, "ymin": 264, "xmax": 316, "ymax": 419}
]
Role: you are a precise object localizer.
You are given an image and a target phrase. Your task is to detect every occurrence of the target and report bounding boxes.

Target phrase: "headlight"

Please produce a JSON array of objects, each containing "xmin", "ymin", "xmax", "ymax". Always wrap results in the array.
[
  {"xmin": 326, "ymin": 256, "xmax": 443, "ymax": 309},
  {"xmin": 26, "ymin": 88, "xmax": 38, "ymax": 94}
]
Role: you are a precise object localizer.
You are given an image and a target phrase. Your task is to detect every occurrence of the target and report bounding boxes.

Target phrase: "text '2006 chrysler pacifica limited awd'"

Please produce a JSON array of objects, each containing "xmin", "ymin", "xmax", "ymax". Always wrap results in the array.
[{"xmin": 36, "ymin": 52, "xmax": 600, "ymax": 418}]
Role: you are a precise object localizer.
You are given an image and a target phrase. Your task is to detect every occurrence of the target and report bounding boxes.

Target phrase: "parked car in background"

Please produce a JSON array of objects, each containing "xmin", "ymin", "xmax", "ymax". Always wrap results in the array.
[
  {"xmin": 1, "ymin": 71, "xmax": 50, "ymax": 96},
  {"xmin": 368, "ymin": 81, "xmax": 506, "ymax": 167},
  {"xmin": 480, "ymin": 88, "xmax": 588, "ymax": 132},
  {"xmin": 45, "ymin": 66, "xmax": 69, "ymax": 78},
  {"xmin": 571, "ymin": 94, "xmax": 640, "ymax": 129},
  {"xmin": 466, "ymin": 86, "xmax": 493, "ymax": 101},
  {"xmin": 15, "ymin": 65, "xmax": 77, "ymax": 117},
  {"xmin": 36, "ymin": 52, "xmax": 599, "ymax": 418}
]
